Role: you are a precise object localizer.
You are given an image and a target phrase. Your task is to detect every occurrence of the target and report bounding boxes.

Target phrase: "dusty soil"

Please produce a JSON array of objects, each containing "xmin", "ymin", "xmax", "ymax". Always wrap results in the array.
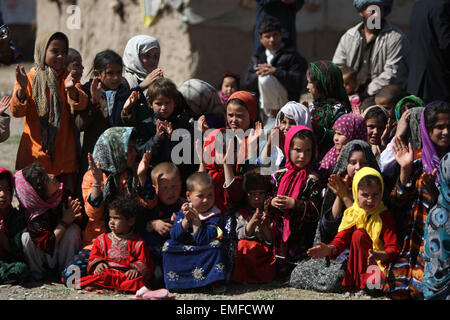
[{"xmin": 0, "ymin": 64, "xmax": 388, "ymax": 301}]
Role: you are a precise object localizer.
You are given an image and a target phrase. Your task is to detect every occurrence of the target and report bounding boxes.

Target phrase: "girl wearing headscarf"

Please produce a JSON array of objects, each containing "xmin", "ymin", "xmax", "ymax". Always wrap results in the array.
[
  {"xmin": 394, "ymin": 95, "xmax": 425, "ymax": 124},
  {"xmin": 10, "ymin": 32, "xmax": 88, "ymax": 193},
  {"xmin": 308, "ymin": 167, "xmax": 400, "ymax": 295},
  {"xmin": 384, "ymin": 101, "xmax": 450, "ymax": 300},
  {"xmin": 61, "ymin": 127, "xmax": 156, "ymax": 286},
  {"xmin": 123, "ymin": 35, "xmax": 162, "ymax": 92},
  {"xmin": 423, "ymin": 152, "xmax": 450, "ymax": 300},
  {"xmin": 0, "ymin": 168, "xmax": 30, "ymax": 284},
  {"xmin": 363, "ymin": 105, "xmax": 389, "ymax": 159},
  {"xmin": 266, "ymin": 126, "xmax": 321, "ymax": 276},
  {"xmin": 307, "ymin": 61, "xmax": 351, "ymax": 159},
  {"xmin": 318, "ymin": 113, "xmax": 367, "ymax": 181}
]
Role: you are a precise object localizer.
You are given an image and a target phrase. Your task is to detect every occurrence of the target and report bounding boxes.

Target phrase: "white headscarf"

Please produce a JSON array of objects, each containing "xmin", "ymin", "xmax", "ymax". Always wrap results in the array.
[
  {"xmin": 123, "ymin": 35, "xmax": 160, "ymax": 88},
  {"xmin": 275, "ymin": 101, "xmax": 312, "ymax": 129}
]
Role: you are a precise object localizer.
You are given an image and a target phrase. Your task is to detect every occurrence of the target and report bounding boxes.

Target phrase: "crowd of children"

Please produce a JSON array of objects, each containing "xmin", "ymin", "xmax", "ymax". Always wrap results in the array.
[{"xmin": 0, "ymin": 12, "xmax": 449, "ymax": 300}]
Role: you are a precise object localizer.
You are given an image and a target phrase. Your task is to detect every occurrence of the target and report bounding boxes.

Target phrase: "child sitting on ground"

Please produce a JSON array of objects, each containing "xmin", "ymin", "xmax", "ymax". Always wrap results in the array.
[
  {"xmin": 363, "ymin": 105, "xmax": 389, "ymax": 159},
  {"xmin": 79, "ymin": 194, "xmax": 154, "ymax": 293},
  {"xmin": 219, "ymin": 72, "xmax": 240, "ymax": 105},
  {"xmin": 162, "ymin": 172, "xmax": 228, "ymax": 292},
  {"xmin": 16, "ymin": 162, "xmax": 84, "ymax": 281},
  {"xmin": 308, "ymin": 167, "xmax": 400, "ymax": 296},
  {"xmin": 231, "ymin": 169, "xmax": 276, "ymax": 284},
  {"xmin": 0, "ymin": 168, "xmax": 30, "ymax": 284}
]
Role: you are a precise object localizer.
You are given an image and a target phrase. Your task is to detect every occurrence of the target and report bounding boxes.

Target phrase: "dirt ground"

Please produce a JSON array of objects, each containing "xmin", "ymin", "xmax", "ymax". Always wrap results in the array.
[{"xmin": 0, "ymin": 64, "xmax": 389, "ymax": 301}]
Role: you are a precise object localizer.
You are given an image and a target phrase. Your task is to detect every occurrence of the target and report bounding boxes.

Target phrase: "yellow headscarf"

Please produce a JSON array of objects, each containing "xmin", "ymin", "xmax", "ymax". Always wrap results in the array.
[{"xmin": 337, "ymin": 167, "xmax": 387, "ymax": 271}]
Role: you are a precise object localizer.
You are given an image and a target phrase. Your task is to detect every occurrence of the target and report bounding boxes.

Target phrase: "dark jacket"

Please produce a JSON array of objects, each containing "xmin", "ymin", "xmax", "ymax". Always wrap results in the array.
[
  {"xmin": 407, "ymin": 0, "xmax": 450, "ymax": 103},
  {"xmin": 244, "ymin": 44, "xmax": 308, "ymax": 102}
]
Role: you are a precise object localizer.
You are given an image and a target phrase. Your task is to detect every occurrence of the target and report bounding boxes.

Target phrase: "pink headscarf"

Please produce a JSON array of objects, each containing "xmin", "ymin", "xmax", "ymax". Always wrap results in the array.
[
  {"xmin": 277, "ymin": 125, "xmax": 314, "ymax": 242},
  {"xmin": 14, "ymin": 169, "xmax": 63, "ymax": 221},
  {"xmin": 319, "ymin": 113, "xmax": 367, "ymax": 173}
]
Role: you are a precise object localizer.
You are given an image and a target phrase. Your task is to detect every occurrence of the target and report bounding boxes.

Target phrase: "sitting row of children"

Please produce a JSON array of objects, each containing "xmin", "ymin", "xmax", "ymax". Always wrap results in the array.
[{"xmin": 1, "ymin": 27, "xmax": 449, "ymax": 299}]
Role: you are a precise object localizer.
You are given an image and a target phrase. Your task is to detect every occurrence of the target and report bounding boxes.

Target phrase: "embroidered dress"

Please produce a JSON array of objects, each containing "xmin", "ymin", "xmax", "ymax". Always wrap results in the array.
[
  {"xmin": 79, "ymin": 232, "xmax": 153, "ymax": 293},
  {"xmin": 162, "ymin": 206, "xmax": 228, "ymax": 290}
]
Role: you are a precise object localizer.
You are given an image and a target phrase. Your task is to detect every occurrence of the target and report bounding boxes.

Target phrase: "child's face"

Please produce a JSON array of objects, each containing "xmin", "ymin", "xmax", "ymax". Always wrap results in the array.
[
  {"xmin": 151, "ymin": 94, "xmax": 175, "ymax": 119},
  {"xmin": 126, "ymin": 139, "xmax": 138, "ymax": 169},
  {"xmin": 97, "ymin": 63, "xmax": 123, "ymax": 90},
  {"xmin": 428, "ymin": 112, "xmax": 450, "ymax": 151},
  {"xmin": 306, "ymin": 76, "xmax": 323, "ymax": 100},
  {"xmin": 221, "ymin": 77, "xmax": 238, "ymax": 97},
  {"xmin": 333, "ymin": 130, "xmax": 348, "ymax": 151},
  {"xmin": 279, "ymin": 115, "xmax": 297, "ymax": 135},
  {"xmin": 289, "ymin": 137, "xmax": 312, "ymax": 168},
  {"xmin": 0, "ymin": 178, "xmax": 12, "ymax": 211},
  {"xmin": 139, "ymin": 48, "xmax": 160, "ymax": 73},
  {"xmin": 227, "ymin": 102, "xmax": 250, "ymax": 131},
  {"xmin": 46, "ymin": 174, "xmax": 61, "ymax": 199},
  {"xmin": 374, "ymin": 96, "xmax": 395, "ymax": 120},
  {"xmin": 155, "ymin": 174, "xmax": 182, "ymax": 206},
  {"xmin": 259, "ymin": 30, "xmax": 282, "ymax": 52},
  {"xmin": 346, "ymin": 151, "xmax": 367, "ymax": 179},
  {"xmin": 366, "ymin": 117, "xmax": 387, "ymax": 146},
  {"xmin": 343, "ymin": 73, "xmax": 357, "ymax": 95},
  {"xmin": 66, "ymin": 55, "xmax": 84, "ymax": 82},
  {"xmin": 186, "ymin": 185, "xmax": 215, "ymax": 214},
  {"xmin": 108, "ymin": 209, "xmax": 135, "ymax": 235},
  {"xmin": 247, "ymin": 189, "xmax": 266, "ymax": 210},
  {"xmin": 45, "ymin": 39, "xmax": 67, "ymax": 71},
  {"xmin": 357, "ymin": 182, "xmax": 382, "ymax": 213}
]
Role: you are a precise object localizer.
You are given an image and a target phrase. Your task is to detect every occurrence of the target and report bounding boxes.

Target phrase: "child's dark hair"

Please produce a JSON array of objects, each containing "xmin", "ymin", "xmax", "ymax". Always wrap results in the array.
[
  {"xmin": 400, "ymin": 100, "xmax": 420, "ymax": 115},
  {"xmin": 306, "ymin": 66, "xmax": 325, "ymax": 98},
  {"xmin": 186, "ymin": 172, "xmax": 214, "ymax": 193},
  {"xmin": 47, "ymin": 32, "xmax": 69, "ymax": 53},
  {"xmin": 258, "ymin": 16, "xmax": 282, "ymax": 35},
  {"xmin": 364, "ymin": 106, "xmax": 388, "ymax": 125},
  {"xmin": 22, "ymin": 162, "xmax": 50, "ymax": 200},
  {"xmin": 358, "ymin": 175, "xmax": 382, "ymax": 191},
  {"xmin": 424, "ymin": 101, "xmax": 450, "ymax": 132},
  {"xmin": 375, "ymin": 85, "xmax": 405, "ymax": 106},
  {"xmin": 341, "ymin": 66, "xmax": 357, "ymax": 79},
  {"xmin": 242, "ymin": 168, "xmax": 272, "ymax": 193},
  {"xmin": 289, "ymin": 129, "xmax": 317, "ymax": 163},
  {"xmin": 66, "ymin": 48, "xmax": 81, "ymax": 67},
  {"xmin": 107, "ymin": 194, "xmax": 142, "ymax": 231},
  {"xmin": 147, "ymin": 77, "xmax": 182, "ymax": 106},
  {"xmin": 222, "ymin": 72, "xmax": 240, "ymax": 89},
  {"xmin": 90, "ymin": 49, "xmax": 123, "ymax": 75},
  {"xmin": 0, "ymin": 171, "xmax": 13, "ymax": 196}
]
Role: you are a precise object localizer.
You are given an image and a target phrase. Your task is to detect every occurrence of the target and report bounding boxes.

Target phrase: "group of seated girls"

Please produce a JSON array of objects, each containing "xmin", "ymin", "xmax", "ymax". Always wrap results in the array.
[{"xmin": 0, "ymin": 30, "xmax": 448, "ymax": 300}]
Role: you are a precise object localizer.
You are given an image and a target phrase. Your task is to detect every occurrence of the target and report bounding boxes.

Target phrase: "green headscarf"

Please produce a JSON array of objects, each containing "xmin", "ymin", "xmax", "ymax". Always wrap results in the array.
[{"xmin": 394, "ymin": 95, "xmax": 425, "ymax": 122}]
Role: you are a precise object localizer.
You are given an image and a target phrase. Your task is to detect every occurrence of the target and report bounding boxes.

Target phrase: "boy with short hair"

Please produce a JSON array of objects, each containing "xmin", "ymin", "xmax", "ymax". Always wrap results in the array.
[{"xmin": 244, "ymin": 16, "xmax": 308, "ymax": 131}]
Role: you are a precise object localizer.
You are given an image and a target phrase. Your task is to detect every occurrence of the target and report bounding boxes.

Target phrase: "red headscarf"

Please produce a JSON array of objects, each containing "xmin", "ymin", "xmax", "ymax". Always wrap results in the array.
[
  {"xmin": 277, "ymin": 125, "xmax": 314, "ymax": 242},
  {"xmin": 226, "ymin": 91, "xmax": 258, "ymax": 126}
]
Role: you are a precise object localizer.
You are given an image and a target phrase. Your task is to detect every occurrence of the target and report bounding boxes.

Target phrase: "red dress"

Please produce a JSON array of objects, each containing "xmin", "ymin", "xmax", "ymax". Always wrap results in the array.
[
  {"xmin": 80, "ymin": 233, "xmax": 154, "ymax": 293},
  {"xmin": 329, "ymin": 210, "xmax": 400, "ymax": 291}
]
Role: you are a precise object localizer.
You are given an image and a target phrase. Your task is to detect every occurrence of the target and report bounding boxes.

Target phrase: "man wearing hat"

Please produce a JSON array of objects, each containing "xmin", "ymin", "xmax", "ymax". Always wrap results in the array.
[{"xmin": 332, "ymin": 1, "xmax": 409, "ymax": 103}]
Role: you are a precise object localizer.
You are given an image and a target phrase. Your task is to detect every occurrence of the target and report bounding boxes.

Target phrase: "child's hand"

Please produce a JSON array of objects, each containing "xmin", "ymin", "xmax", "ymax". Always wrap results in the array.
[
  {"xmin": 140, "ymin": 68, "xmax": 163, "ymax": 89},
  {"xmin": 171, "ymin": 212, "xmax": 177, "ymax": 223},
  {"xmin": 392, "ymin": 137, "xmax": 413, "ymax": 169},
  {"xmin": 327, "ymin": 174, "xmax": 350, "ymax": 200},
  {"xmin": 90, "ymin": 77, "xmax": 103, "ymax": 105},
  {"xmin": 15, "ymin": 65, "xmax": 28, "ymax": 90},
  {"xmin": 0, "ymin": 96, "xmax": 11, "ymax": 114},
  {"xmin": 307, "ymin": 242, "xmax": 333, "ymax": 259},
  {"xmin": 165, "ymin": 121, "xmax": 173, "ymax": 137},
  {"xmin": 149, "ymin": 219, "xmax": 173, "ymax": 237},
  {"xmin": 137, "ymin": 150, "xmax": 152, "ymax": 186},
  {"xmin": 260, "ymin": 211, "xmax": 271, "ymax": 227},
  {"xmin": 394, "ymin": 110, "xmax": 410, "ymax": 139},
  {"xmin": 125, "ymin": 269, "xmax": 140, "ymax": 280},
  {"xmin": 255, "ymin": 63, "xmax": 276, "ymax": 76},
  {"xmin": 64, "ymin": 70, "xmax": 77, "ymax": 89},
  {"xmin": 88, "ymin": 152, "xmax": 103, "ymax": 184},
  {"xmin": 248, "ymin": 121, "xmax": 263, "ymax": 151},
  {"xmin": 94, "ymin": 262, "xmax": 108, "ymax": 275},
  {"xmin": 197, "ymin": 115, "xmax": 209, "ymax": 133},
  {"xmin": 62, "ymin": 196, "xmax": 81, "ymax": 225},
  {"xmin": 381, "ymin": 117, "xmax": 394, "ymax": 147},
  {"xmin": 123, "ymin": 90, "xmax": 140, "ymax": 113},
  {"xmin": 249, "ymin": 208, "xmax": 261, "ymax": 225},
  {"xmin": 271, "ymin": 195, "xmax": 295, "ymax": 211},
  {"xmin": 421, "ymin": 169, "xmax": 438, "ymax": 201}
]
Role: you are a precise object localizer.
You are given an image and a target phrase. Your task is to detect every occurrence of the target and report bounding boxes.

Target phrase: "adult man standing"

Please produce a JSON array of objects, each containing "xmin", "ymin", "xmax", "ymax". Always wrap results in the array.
[
  {"xmin": 332, "ymin": 0, "xmax": 409, "ymax": 102},
  {"xmin": 407, "ymin": 0, "xmax": 450, "ymax": 104}
]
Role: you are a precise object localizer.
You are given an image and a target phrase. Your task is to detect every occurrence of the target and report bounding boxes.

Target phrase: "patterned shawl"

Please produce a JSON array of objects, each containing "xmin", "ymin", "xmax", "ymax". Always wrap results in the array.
[{"xmin": 32, "ymin": 32, "xmax": 69, "ymax": 163}]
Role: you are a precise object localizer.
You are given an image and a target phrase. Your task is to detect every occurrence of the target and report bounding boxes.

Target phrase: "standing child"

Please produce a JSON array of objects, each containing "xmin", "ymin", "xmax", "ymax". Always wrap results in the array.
[
  {"xmin": 74, "ymin": 50, "xmax": 130, "ymax": 181},
  {"xmin": 16, "ymin": 162, "xmax": 83, "ymax": 281},
  {"xmin": 10, "ymin": 32, "xmax": 88, "ymax": 193},
  {"xmin": 266, "ymin": 125, "xmax": 321, "ymax": 277},
  {"xmin": 0, "ymin": 168, "xmax": 30, "ymax": 284},
  {"xmin": 308, "ymin": 167, "xmax": 400, "ymax": 296},
  {"xmin": 231, "ymin": 169, "xmax": 276, "ymax": 284},
  {"xmin": 162, "ymin": 172, "xmax": 228, "ymax": 291},
  {"xmin": 79, "ymin": 194, "xmax": 154, "ymax": 293},
  {"xmin": 219, "ymin": 72, "xmax": 240, "ymax": 105}
]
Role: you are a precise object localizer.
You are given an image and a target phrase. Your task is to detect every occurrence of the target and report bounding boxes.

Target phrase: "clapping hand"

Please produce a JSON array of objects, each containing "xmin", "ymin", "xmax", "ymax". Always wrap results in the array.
[
  {"xmin": 392, "ymin": 136, "xmax": 413, "ymax": 169},
  {"xmin": 137, "ymin": 150, "xmax": 152, "ymax": 186},
  {"xmin": 90, "ymin": 77, "xmax": 103, "ymax": 106},
  {"xmin": 123, "ymin": 90, "xmax": 141, "ymax": 114},
  {"xmin": 0, "ymin": 96, "xmax": 10, "ymax": 114},
  {"xmin": 271, "ymin": 195, "xmax": 295, "ymax": 211}
]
